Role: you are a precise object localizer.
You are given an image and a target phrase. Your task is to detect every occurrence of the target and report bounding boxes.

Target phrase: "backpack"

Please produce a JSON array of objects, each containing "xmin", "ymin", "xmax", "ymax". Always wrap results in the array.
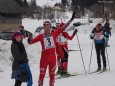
[{"xmin": 20, "ymin": 66, "xmax": 30, "ymax": 82}]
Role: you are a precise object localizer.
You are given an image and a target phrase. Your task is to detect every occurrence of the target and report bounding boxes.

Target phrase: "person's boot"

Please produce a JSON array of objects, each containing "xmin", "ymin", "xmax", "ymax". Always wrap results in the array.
[
  {"xmin": 38, "ymin": 80, "xmax": 43, "ymax": 86},
  {"xmin": 60, "ymin": 69, "xmax": 64, "ymax": 76},
  {"xmin": 50, "ymin": 80, "xmax": 54, "ymax": 86},
  {"xmin": 97, "ymin": 67, "xmax": 101, "ymax": 72},
  {"xmin": 103, "ymin": 67, "xmax": 106, "ymax": 72},
  {"xmin": 61, "ymin": 70, "xmax": 70, "ymax": 77}
]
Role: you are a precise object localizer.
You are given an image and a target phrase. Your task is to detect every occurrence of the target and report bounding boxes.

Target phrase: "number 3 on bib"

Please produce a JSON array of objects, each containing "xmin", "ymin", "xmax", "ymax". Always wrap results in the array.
[{"xmin": 44, "ymin": 36, "xmax": 55, "ymax": 49}]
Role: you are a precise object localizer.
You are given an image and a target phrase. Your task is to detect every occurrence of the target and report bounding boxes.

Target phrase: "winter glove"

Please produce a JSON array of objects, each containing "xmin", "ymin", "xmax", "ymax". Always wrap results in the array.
[
  {"xmin": 90, "ymin": 33, "xmax": 94, "ymax": 39},
  {"xmin": 73, "ymin": 29, "xmax": 78, "ymax": 35},
  {"xmin": 29, "ymin": 33, "xmax": 33, "ymax": 38},
  {"xmin": 27, "ymin": 34, "xmax": 33, "ymax": 43}
]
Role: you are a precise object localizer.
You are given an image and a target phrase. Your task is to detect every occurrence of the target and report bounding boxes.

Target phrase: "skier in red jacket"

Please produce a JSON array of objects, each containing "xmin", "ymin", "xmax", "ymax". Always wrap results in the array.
[
  {"xmin": 56, "ymin": 22, "xmax": 78, "ymax": 76},
  {"xmin": 28, "ymin": 11, "xmax": 76, "ymax": 86}
]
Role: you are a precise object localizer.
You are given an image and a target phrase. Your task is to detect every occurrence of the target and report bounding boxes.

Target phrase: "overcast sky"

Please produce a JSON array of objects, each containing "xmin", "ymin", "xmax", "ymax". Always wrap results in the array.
[{"xmin": 27, "ymin": 0, "xmax": 61, "ymax": 7}]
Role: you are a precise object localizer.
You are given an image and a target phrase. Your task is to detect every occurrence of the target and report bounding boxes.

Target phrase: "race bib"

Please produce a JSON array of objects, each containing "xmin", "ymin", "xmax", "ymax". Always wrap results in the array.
[
  {"xmin": 57, "ymin": 36, "xmax": 67, "ymax": 43},
  {"xmin": 43, "ymin": 34, "xmax": 55, "ymax": 49},
  {"xmin": 94, "ymin": 35, "xmax": 104, "ymax": 40}
]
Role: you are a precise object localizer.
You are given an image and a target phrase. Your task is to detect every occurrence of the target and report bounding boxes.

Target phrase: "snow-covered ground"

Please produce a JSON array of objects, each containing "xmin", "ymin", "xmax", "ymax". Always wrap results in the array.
[{"xmin": 0, "ymin": 18, "xmax": 115, "ymax": 86}]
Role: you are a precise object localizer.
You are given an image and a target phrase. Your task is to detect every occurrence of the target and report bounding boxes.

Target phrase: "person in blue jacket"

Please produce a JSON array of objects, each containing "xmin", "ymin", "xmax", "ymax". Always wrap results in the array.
[
  {"xmin": 11, "ymin": 32, "xmax": 32, "ymax": 86},
  {"xmin": 90, "ymin": 23, "xmax": 108, "ymax": 72}
]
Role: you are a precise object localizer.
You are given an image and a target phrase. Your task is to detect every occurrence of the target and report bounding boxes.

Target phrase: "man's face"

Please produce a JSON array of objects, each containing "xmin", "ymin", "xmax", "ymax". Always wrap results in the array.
[
  {"xmin": 96, "ymin": 27, "xmax": 100, "ymax": 31},
  {"xmin": 19, "ymin": 28, "xmax": 24, "ymax": 30},
  {"xmin": 15, "ymin": 37, "xmax": 22, "ymax": 42},
  {"xmin": 56, "ymin": 24, "xmax": 60, "ymax": 28},
  {"xmin": 96, "ymin": 25, "xmax": 100, "ymax": 31},
  {"xmin": 43, "ymin": 23, "xmax": 51, "ymax": 32},
  {"xmin": 56, "ymin": 23, "xmax": 60, "ymax": 28}
]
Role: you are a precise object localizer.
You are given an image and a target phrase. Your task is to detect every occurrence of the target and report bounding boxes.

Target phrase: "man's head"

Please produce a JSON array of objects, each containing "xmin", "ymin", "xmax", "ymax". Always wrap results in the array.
[
  {"xmin": 43, "ymin": 21, "xmax": 51, "ymax": 33},
  {"xmin": 56, "ymin": 23, "xmax": 60, "ymax": 28},
  {"xmin": 96, "ymin": 23, "xmax": 102, "ymax": 30}
]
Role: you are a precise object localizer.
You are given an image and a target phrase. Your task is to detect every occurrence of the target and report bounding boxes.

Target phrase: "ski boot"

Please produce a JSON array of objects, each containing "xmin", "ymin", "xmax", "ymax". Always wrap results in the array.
[
  {"xmin": 61, "ymin": 70, "xmax": 70, "ymax": 77},
  {"xmin": 38, "ymin": 80, "xmax": 43, "ymax": 86},
  {"xmin": 56, "ymin": 67, "xmax": 63, "ymax": 75},
  {"xmin": 97, "ymin": 67, "xmax": 101, "ymax": 72},
  {"xmin": 103, "ymin": 67, "xmax": 106, "ymax": 72}
]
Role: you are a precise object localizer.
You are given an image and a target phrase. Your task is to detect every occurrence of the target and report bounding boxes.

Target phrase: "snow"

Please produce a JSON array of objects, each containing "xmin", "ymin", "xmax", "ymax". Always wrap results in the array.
[
  {"xmin": 22, "ymin": 18, "xmax": 43, "ymax": 33},
  {"xmin": 1, "ymin": 16, "xmax": 115, "ymax": 86}
]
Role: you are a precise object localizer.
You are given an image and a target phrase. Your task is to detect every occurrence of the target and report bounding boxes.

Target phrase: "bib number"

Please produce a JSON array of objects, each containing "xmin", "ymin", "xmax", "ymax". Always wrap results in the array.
[
  {"xmin": 57, "ymin": 36, "xmax": 67, "ymax": 43},
  {"xmin": 44, "ymin": 35, "xmax": 55, "ymax": 49},
  {"xmin": 94, "ymin": 35, "xmax": 104, "ymax": 40},
  {"xmin": 47, "ymin": 38, "xmax": 51, "ymax": 46},
  {"xmin": 59, "ymin": 36, "xmax": 61, "ymax": 42},
  {"xmin": 95, "ymin": 35, "xmax": 100, "ymax": 40}
]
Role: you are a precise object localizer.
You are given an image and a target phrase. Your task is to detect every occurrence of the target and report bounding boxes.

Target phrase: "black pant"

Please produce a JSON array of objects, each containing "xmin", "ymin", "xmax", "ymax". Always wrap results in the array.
[
  {"xmin": 61, "ymin": 47, "xmax": 68, "ymax": 63},
  {"xmin": 95, "ymin": 44, "xmax": 106, "ymax": 68},
  {"xmin": 14, "ymin": 80, "xmax": 22, "ymax": 86}
]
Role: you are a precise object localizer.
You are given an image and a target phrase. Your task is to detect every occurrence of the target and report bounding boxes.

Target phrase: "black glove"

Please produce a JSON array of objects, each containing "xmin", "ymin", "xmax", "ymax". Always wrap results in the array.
[
  {"xmin": 29, "ymin": 33, "xmax": 33, "ymax": 38},
  {"xmin": 27, "ymin": 37, "xmax": 33, "ymax": 43},
  {"xmin": 73, "ymin": 29, "xmax": 78, "ymax": 35},
  {"xmin": 90, "ymin": 34, "xmax": 94, "ymax": 39}
]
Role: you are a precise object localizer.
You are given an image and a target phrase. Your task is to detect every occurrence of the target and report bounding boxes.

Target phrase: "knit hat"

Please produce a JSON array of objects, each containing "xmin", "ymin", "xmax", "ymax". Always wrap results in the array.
[
  {"xmin": 19, "ymin": 25, "xmax": 24, "ymax": 30},
  {"xmin": 12, "ymin": 32, "xmax": 23, "ymax": 39},
  {"xmin": 96, "ymin": 23, "xmax": 103, "ymax": 29}
]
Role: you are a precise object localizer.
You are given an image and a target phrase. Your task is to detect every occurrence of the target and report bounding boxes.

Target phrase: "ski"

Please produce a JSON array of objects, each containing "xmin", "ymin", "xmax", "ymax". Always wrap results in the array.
[
  {"xmin": 97, "ymin": 69, "xmax": 109, "ymax": 74},
  {"xmin": 55, "ymin": 73, "xmax": 82, "ymax": 80},
  {"xmin": 88, "ymin": 69, "xmax": 109, "ymax": 74},
  {"xmin": 88, "ymin": 70, "xmax": 99, "ymax": 74},
  {"xmin": 68, "ymin": 49, "xmax": 81, "ymax": 52}
]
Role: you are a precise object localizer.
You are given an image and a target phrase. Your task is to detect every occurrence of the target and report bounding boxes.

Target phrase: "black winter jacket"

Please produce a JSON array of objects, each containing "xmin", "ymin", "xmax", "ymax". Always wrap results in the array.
[{"xmin": 11, "ymin": 42, "xmax": 28, "ymax": 71}]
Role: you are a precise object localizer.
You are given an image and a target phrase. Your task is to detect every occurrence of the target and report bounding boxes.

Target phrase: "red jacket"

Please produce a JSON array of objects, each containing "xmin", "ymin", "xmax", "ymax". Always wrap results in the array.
[
  {"xmin": 56, "ymin": 31, "xmax": 74, "ymax": 52},
  {"xmin": 29, "ymin": 28, "xmax": 65, "ymax": 55}
]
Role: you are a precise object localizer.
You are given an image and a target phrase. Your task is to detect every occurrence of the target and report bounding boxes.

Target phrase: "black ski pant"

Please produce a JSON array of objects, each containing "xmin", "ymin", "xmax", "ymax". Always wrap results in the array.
[
  {"xmin": 14, "ymin": 79, "xmax": 22, "ymax": 86},
  {"xmin": 95, "ymin": 44, "xmax": 106, "ymax": 69},
  {"xmin": 59, "ymin": 47, "xmax": 69, "ymax": 71},
  {"xmin": 61, "ymin": 47, "xmax": 68, "ymax": 63}
]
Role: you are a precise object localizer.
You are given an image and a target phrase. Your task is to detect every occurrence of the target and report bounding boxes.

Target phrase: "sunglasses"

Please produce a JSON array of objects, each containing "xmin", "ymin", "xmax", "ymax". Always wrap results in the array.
[{"xmin": 44, "ymin": 23, "xmax": 51, "ymax": 27}]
